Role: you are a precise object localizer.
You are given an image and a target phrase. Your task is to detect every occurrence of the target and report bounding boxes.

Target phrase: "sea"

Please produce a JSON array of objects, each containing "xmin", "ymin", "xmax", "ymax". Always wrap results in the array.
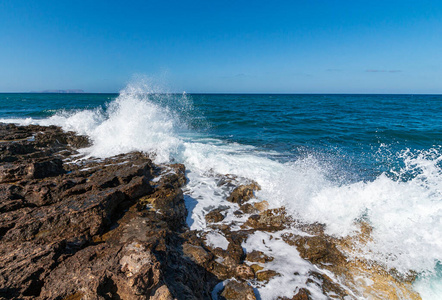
[{"xmin": 1, "ymin": 83, "xmax": 441, "ymax": 299}]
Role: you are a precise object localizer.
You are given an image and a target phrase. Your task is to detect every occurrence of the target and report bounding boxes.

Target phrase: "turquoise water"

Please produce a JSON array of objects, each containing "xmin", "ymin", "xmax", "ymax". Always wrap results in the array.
[{"xmin": 1, "ymin": 92, "xmax": 442, "ymax": 298}]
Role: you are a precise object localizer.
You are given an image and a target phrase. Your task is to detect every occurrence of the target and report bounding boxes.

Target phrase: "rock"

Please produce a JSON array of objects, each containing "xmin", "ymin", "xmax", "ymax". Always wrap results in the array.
[
  {"xmin": 278, "ymin": 288, "xmax": 311, "ymax": 300},
  {"xmin": 205, "ymin": 208, "xmax": 226, "ymax": 223},
  {"xmin": 220, "ymin": 280, "xmax": 256, "ymax": 300},
  {"xmin": 152, "ymin": 285, "xmax": 175, "ymax": 300},
  {"xmin": 244, "ymin": 208, "xmax": 289, "ymax": 231},
  {"xmin": 227, "ymin": 182, "xmax": 260, "ymax": 205},
  {"xmin": 0, "ymin": 124, "xmax": 219, "ymax": 300},
  {"xmin": 291, "ymin": 288, "xmax": 311, "ymax": 300},
  {"xmin": 250, "ymin": 264, "xmax": 264, "ymax": 273},
  {"xmin": 253, "ymin": 200, "xmax": 269, "ymax": 212},
  {"xmin": 239, "ymin": 203, "xmax": 258, "ymax": 214},
  {"xmin": 235, "ymin": 264, "xmax": 255, "ymax": 279},
  {"xmin": 26, "ymin": 158, "xmax": 65, "ymax": 179},
  {"xmin": 182, "ymin": 243, "xmax": 213, "ymax": 265},
  {"xmin": 246, "ymin": 250, "xmax": 274, "ymax": 263},
  {"xmin": 256, "ymin": 270, "xmax": 279, "ymax": 282}
]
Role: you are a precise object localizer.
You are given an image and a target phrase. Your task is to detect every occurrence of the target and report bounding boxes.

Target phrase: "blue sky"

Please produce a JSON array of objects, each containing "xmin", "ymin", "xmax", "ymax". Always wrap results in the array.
[{"xmin": 0, "ymin": 0, "xmax": 441, "ymax": 93}]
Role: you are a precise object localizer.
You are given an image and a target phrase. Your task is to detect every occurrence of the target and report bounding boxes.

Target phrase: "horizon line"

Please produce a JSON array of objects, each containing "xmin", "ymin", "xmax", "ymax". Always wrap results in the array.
[{"xmin": 1, "ymin": 92, "xmax": 442, "ymax": 96}]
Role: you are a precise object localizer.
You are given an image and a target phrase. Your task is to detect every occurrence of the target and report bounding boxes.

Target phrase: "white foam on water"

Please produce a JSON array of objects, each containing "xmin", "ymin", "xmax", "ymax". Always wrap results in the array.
[
  {"xmin": 3, "ymin": 81, "xmax": 442, "ymax": 298},
  {"xmin": 242, "ymin": 230, "xmax": 333, "ymax": 300},
  {"xmin": 205, "ymin": 232, "xmax": 229, "ymax": 250}
]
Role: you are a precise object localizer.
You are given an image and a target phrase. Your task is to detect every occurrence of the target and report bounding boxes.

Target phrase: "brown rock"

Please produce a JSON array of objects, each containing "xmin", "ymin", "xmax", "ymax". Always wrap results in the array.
[
  {"xmin": 256, "ymin": 270, "xmax": 279, "ymax": 282},
  {"xmin": 152, "ymin": 285, "xmax": 175, "ymax": 300},
  {"xmin": 205, "ymin": 208, "xmax": 226, "ymax": 223},
  {"xmin": 253, "ymin": 200, "xmax": 269, "ymax": 212},
  {"xmin": 239, "ymin": 203, "xmax": 258, "ymax": 214},
  {"xmin": 0, "ymin": 124, "xmax": 220, "ymax": 300},
  {"xmin": 182, "ymin": 243, "xmax": 213, "ymax": 265},
  {"xmin": 244, "ymin": 208, "xmax": 289, "ymax": 231},
  {"xmin": 220, "ymin": 280, "xmax": 256, "ymax": 300},
  {"xmin": 235, "ymin": 264, "xmax": 255, "ymax": 279},
  {"xmin": 227, "ymin": 182, "xmax": 260, "ymax": 205},
  {"xmin": 250, "ymin": 264, "xmax": 264, "ymax": 273},
  {"xmin": 246, "ymin": 250, "xmax": 274, "ymax": 263},
  {"xmin": 278, "ymin": 288, "xmax": 311, "ymax": 300}
]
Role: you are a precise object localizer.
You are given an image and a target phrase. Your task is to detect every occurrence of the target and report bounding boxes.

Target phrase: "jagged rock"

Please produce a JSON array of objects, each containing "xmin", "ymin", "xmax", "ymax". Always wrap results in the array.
[
  {"xmin": 227, "ymin": 182, "xmax": 260, "ymax": 205},
  {"xmin": 235, "ymin": 264, "xmax": 254, "ymax": 279},
  {"xmin": 220, "ymin": 280, "xmax": 256, "ymax": 300},
  {"xmin": 256, "ymin": 270, "xmax": 279, "ymax": 282},
  {"xmin": 205, "ymin": 208, "xmax": 226, "ymax": 223},
  {"xmin": 246, "ymin": 250, "xmax": 274, "ymax": 263},
  {"xmin": 152, "ymin": 285, "xmax": 175, "ymax": 300},
  {"xmin": 253, "ymin": 200, "xmax": 269, "ymax": 212},
  {"xmin": 244, "ymin": 208, "xmax": 289, "ymax": 231},
  {"xmin": 0, "ymin": 124, "xmax": 219, "ymax": 300},
  {"xmin": 278, "ymin": 288, "xmax": 311, "ymax": 300},
  {"xmin": 182, "ymin": 243, "xmax": 213, "ymax": 265},
  {"xmin": 250, "ymin": 264, "xmax": 264, "ymax": 274},
  {"xmin": 239, "ymin": 203, "xmax": 258, "ymax": 214}
]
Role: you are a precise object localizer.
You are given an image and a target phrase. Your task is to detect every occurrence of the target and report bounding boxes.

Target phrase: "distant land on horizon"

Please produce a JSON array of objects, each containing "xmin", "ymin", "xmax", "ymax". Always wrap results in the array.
[{"xmin": 30, "ymin": 89, "xmax": 85, "ymax": 94}]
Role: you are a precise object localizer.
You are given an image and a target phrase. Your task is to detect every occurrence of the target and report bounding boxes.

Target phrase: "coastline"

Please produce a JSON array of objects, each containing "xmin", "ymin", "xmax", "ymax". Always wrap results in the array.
[{"xmin": 0, "ymin": 123, "xmax": 422, "ymax": 299}]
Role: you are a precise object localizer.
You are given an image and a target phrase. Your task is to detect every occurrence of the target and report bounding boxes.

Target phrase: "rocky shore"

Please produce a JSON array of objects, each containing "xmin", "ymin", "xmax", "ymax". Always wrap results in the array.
[{"xmin": 0, "ymin": 124, "xmax": 421, "ymax": 299}]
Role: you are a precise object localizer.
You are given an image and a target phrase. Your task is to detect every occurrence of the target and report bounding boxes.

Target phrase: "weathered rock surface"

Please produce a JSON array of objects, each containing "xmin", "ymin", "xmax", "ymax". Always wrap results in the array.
[
  {"xmin": 219, "ymin": 280, "xmax": 256, "ymax": 300},
  {"xmin": 226, "ymin": 182, "xmax": 260, "ymax": 205},
  {"xmin": 0, "ymin": 124, "xmax": 218, "ymax": 299}
]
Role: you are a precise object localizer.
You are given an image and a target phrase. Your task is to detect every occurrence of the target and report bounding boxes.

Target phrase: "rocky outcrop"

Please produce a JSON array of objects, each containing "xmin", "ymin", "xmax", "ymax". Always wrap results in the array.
[
  {"xmin": 0, "ymin": 124, "xmax": 422, "ymax": 300},
  {"xmin": 0, "ymin": 124, "xmax": 218, "ymax": 299}
]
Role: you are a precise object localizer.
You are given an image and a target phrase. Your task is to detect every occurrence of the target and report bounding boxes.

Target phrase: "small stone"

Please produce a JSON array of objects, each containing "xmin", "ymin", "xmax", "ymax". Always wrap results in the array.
[
  {"xmin": 239, "ymin": 203, "xmax": 258, "ymax": 214},
  {"xmin": 152, "ymin": 285, "xmax": 174, "ymax": 300},
  {"xmin": 220, "ymin": 280, "xmax": 256, "ymax": 300},
  {"xmin": 256, "ymin": 270, "xmax": 279, "ymax": 282},
  {"xmin": 292, "ymin": 288, "xmax": 311, "ymax": 300},
  {"xmin": 235, "ymin": 264, "xmax": 254, "ymax": 279},
  {"xmin": 253, "ymin": 200, "xmax": 269, "ymax": 212},
  {"xmin": 244, "ymin": 208, "xmax": 288, "ymax": 231},
  {"xmin": 246, "ymin": 250, "xmax": 274, "ymax": 263},
  {"xmin": 205, "ymin": 208, "xmax": 226, "ymax": 223},
  {"xmin": 227, "ymin": 182, "xmax": 260, "ymax": 205},
  {"xmin": 250, "ymin": 264, "xmax": 264, "ymax": 273},
  {"xmin": 182, "ymin": 243, "xmax": 213, "ymax": 265}
]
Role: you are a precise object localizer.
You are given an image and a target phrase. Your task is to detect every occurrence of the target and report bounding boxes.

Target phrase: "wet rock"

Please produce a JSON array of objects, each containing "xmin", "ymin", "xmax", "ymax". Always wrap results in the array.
[
  {"xmin": 283, "ymin": 234, "xmax": 346, "ymax": 267},
  {"xmin": 239, "ymin": 203, "xmax": 258, "ymax": 214},
  {"xmin": 244, "ymin": 208, "xmax": 289, "ymax": 231},
  {"xmin": 205, "ymin": 208, "xmax": 226, "ymax": 223},
  {"xmin": 253, "ymin": 200, "xmax": 269, "ymax": 212},
  {"xmin": 227, "ymin": 182, "xmax": 260, "ymax": 205},
  {"xmin": 246, "ymin": 250, "xmax": 274, "ymax": 263},
  {"xmin": 278, "ymin": 288, "xmax": 311, "ymax": 300},
  {"xmin": 219, "ymin": 280, "xmax": 256, "ymax": 300},
  {"xmin": 250, "ymin": 264, "xmax": 264, "ymax": 273},
  {"xmin": 182, "ymin": 243, "xmax": 213, "ymax": 265},
  {"xmin": 235, "ymin": 264, "xmax": 255, "ymax": 279},
  {"xmin": 256, "ymin": 270, "xmax": 279, "ymax": 282}
]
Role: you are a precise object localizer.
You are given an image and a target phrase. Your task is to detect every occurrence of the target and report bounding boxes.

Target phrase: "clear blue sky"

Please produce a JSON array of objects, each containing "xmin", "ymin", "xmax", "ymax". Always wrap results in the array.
[{"xmin": 1, "ymin": 0, "xmax": 441, "ymax": 93}]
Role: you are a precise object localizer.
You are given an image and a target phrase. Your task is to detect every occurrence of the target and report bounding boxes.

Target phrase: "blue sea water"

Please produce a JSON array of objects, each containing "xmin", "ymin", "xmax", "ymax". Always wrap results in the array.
[
  {"xmin": 1, "ymin": 93, "xmax": 441, "ymax": 180},
  {"xmin": 1, "ymin": 91, "xmax": 442, "ymax": 298}
]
